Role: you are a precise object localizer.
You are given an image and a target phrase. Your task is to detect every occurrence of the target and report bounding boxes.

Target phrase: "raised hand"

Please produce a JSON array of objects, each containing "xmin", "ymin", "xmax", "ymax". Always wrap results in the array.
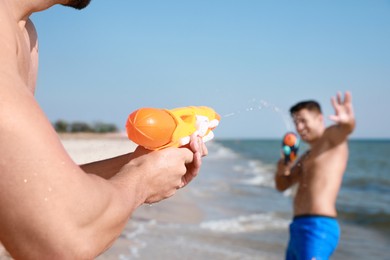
[{"xmin": 329, "ymin": 91, "xmax": 354, "ymax": 125}]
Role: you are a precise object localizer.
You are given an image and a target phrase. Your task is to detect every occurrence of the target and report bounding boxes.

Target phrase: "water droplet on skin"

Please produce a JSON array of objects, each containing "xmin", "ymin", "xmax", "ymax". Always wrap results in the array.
[{"xmin": 24, "ymin": 179, "xmax": 28, "ymax": 183}]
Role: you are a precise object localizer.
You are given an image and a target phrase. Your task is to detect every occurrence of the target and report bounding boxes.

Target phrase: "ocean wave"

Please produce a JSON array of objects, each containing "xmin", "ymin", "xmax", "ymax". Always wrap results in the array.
[
  {"xmin": 119, "ymin": 219, "xmax": 157, "ymax": 259},
  {"xmin": 238, "ymin": 160, "xmax": 275, "ymax": 188},
  {"xmin": 344, "ymin": 178, "xmax": 390, "ymax": 193},
  {"xmin": 205, "ymin": 141, "xmax": 241, "ymax": 160},
  {"xmin": 338, "ymin": 210, "xmax": 390, "ymax": 236},
  {"xmin": 211, "ymin": 142, "xmax": 296, "ymax": 196},
  {"xmin": 199, "ymin": 212, "xmax": 289, "ymax": 233},
  {"xmin": 122, "ymin": 220, "xmax": 156, "ymax": 240}
]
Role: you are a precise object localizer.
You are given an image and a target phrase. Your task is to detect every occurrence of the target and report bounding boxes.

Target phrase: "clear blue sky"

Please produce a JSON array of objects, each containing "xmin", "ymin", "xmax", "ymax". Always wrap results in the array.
[{"xmin": 33, "ymin": 0, "xmax": 390, "ymax": 139}]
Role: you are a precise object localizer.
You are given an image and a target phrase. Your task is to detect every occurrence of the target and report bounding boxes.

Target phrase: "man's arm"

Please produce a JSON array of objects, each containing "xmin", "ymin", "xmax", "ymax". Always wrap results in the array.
[
  {"xmin": 0, "ymin": 61, "xmax": 204, "ymax": 260},
  {"xmin": 0, "ymin": 74, "xmax": 203, "ymax": 259},
  {"xmin": 274, "ymin": 159, "xmax": 300, "ymax": 192},
  {"xmin": 80, "ymin": 153, "xmax": 133, "ymax": 179},
  {"xmin": 80, "ymin": 137, "xmax": 206, "ymax": 185},
  {"xmin": 325, "ymin": 91, "xmax": 356, "ymax": 145}
]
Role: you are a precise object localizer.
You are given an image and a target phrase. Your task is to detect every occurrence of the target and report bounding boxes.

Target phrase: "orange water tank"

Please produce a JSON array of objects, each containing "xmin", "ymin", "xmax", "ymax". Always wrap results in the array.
[{"xmin": 126, "ymin": 108, "xmax": 176, "ymax": 149}]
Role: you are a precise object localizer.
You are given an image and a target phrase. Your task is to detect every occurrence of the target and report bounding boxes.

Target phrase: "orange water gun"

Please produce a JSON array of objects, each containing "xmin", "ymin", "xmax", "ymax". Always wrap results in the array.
[{"xmin": 126, "ymin": 106, "xmax": 220, "ymax": 150}]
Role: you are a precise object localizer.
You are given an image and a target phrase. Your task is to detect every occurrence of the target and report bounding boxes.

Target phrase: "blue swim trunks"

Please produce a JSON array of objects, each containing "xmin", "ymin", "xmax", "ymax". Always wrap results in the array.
[{"xmin": 286, "ymin": 215, "xmax": 340, "ymax": 260}]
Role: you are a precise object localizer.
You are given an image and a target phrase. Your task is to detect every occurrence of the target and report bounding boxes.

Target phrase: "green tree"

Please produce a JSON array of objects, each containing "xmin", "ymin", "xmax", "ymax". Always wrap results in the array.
[
  {"xmin": 92, "ymin": 122, "xmax": 118, "ymax": 133},
  {"xmin": 70, "ymin": 122, "xmax": 92, "ymax": 133},
  {"xmin": 54, "ymin": 120, "xmax": 69, "ymax": 133}
]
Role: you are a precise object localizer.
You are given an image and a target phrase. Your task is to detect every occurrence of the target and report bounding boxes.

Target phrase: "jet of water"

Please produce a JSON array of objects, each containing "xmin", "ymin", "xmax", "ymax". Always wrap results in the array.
[{"xmin": 222, "ymin": 98, "xmax": 293, "ymax": 131}]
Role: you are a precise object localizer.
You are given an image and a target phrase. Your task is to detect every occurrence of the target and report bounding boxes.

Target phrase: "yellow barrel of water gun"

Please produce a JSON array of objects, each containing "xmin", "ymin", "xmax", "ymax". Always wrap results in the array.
[{"xmin": 126, "ymin": 106, "xmax": 220, "ymax": 150}]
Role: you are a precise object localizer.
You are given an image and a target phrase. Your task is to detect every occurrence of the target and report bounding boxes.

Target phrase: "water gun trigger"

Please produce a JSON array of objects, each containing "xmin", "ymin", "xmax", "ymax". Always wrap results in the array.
[
  {"xmin": 177, "ymin": 113, "xmax": 219, "ymax": 147},
  {"xmin": 201, "ymin": 130, "xmax": 215, "ymax": 143},
  {"xmin": 179, "ymin": 129, "xmax": 216, "ymax": 147}
]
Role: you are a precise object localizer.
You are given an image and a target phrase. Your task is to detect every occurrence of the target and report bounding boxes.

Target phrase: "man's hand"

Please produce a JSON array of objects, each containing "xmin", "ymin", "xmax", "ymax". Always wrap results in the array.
[
  {"xmin": 326, "ymin": 91, "xmax": 356, "ymax": 142},
  {"xmin": 181, "ymin": 133, "xmax": 208, "ymax": 187},
  {"xmin": 274, "ymin": 156, "xmax": 302, "ymax": 192},
  {"xmin": 276, "ymin": 158, "xmax": 293, "ymax": 177},
  {"xmin": 329, "ymin": 91, "xmax": 354, "ymax": 126},
  {"xmin": 126, "ymin": 134, "xmax": 207, "ymax": 204}
]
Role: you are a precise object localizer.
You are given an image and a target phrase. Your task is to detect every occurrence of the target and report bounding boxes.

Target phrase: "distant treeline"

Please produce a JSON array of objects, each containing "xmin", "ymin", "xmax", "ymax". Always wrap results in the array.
[{"xmin": 53, "ymin": 120, "xmax": 119, "ymax": 133}]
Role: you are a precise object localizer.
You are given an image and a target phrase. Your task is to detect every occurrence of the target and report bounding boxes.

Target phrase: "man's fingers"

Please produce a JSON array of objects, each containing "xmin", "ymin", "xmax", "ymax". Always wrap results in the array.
[
  {"xmin": 181, "ymin": 151, "xmax": 201, "ymax": 187},
  {"xmin": 178, "ymin": 134, "xmax": 206, "ymax": 189},
  {"xmin": 331, "ymin": 96, "xmax": 338, "ymax": 110},
  {"xmin": 181, "ymin": 148, "xmax": 195, "ymax": 164},
  {"xmin": 337, "ymin": 91, "xmax": 342, "ymax": 104},
  {"xmin": 329, "ymin": 115, "xmax": 338, "ymax": 122},
  {"xmin": 344, "ymin": 91, "xmax": 352, "ymax": 104},
  {"xmin": 201, "ymin": 142, "xmax": 208, "ymax": 157}
]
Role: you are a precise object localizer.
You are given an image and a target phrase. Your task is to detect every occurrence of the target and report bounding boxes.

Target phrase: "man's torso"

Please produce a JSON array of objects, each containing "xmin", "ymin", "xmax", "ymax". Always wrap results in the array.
[{"xmin": 293, "ymin": 138, "xmax": 349, "ymax": 217}]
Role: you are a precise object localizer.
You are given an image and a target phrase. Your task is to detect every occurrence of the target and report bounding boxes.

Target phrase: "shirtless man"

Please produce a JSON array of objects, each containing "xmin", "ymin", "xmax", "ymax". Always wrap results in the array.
[
  {"xmin": 0, "ymin": 0, "xmax": 207, "ymax": 259},
  {"xmin": 275, "ymin": 92, "xmax": 355, "ymax": 260}
]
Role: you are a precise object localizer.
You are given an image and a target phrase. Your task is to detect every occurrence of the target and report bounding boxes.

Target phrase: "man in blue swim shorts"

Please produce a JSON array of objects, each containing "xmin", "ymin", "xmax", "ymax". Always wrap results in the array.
[{"xmin": 275, "ymin": 92, "xmax": 356, "ymax": 259}]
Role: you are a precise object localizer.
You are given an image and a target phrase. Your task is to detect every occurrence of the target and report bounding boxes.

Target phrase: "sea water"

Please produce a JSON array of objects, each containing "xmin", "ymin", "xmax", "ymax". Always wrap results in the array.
[{"xmin": 105, "ymin": 139, "xmax": 390, "ymax": 260}]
